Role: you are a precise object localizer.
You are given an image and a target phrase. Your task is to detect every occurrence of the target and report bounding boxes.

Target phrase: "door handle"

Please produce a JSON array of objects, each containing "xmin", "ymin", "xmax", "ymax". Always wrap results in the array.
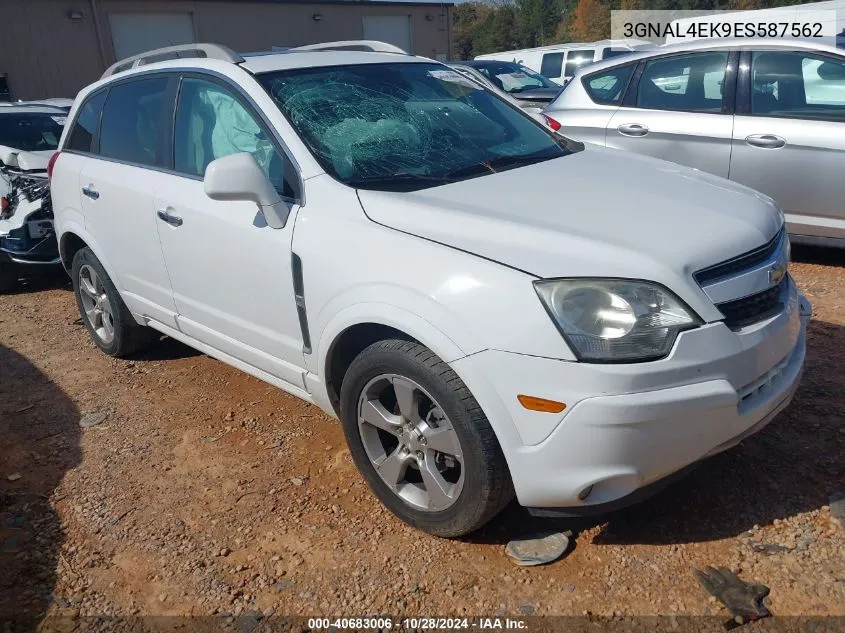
[
  {"xmin": 156, "ymin": 207, "xmax": 183, "ymax": 227},
  {"xmin": 617, "ymin": 123, "xmax": 649, "ymax": 137},
  {"xmin": 81, "ymin": 184, "xmax": 99, "ymax": 200},
  {"xmin": 745, "ymin": 134, "xmax": 786, "ymax": 149}
]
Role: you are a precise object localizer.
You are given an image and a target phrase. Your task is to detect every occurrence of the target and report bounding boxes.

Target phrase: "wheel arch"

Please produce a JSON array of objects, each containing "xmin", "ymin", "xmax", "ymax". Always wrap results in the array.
[
  {"xmin": 315, "ymin": 306, "xmax": 471, "ymax": 419},
  {"xmin": 59, "ymin": 231, "xmax": 87, "ymax": 273},
  {"xmin": 57, "ymin": 225, "xmax": 121, "ymax": 293}
]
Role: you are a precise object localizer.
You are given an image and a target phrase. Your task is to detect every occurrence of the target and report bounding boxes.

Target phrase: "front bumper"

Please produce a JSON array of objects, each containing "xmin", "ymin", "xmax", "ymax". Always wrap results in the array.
[
  {"xmin": 0, "ymin": 225, "xmax": 60, "ymax": 266},
  {"xmin": 451, "ymin": 284, "xmax": 812, "ymax": 510}
]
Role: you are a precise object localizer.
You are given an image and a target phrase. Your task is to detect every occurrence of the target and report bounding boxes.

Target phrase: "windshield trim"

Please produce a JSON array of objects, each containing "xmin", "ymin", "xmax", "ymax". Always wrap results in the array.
[{"xmin": 256, "ymin": 62, "xmax": 582, "ymax": 193}]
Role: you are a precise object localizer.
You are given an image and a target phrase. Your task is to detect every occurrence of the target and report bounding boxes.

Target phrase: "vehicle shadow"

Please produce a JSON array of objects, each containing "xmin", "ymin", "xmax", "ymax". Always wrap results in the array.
[
  {"xmin": 792, "ymin": 243, "xmax": 845, "ymax": 267},
  {"xmin": 126, "ymin": 334, "xmax": 202, "ymax": 362},
  {"xmin": 0, "ymin": 344, "xmax": 81, "ymax": 621},
  {"xmin": 469, "ymin": 318, "xmax": 844, "ymax": 546},
  {"xmin": 3, "ymin": 268, "xmax": 70, "ymax": 295}
]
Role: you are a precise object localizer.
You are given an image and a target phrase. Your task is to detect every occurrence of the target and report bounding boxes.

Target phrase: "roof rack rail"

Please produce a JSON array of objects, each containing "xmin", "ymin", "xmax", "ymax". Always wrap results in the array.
[
  {"xmin": 102, "ymin": 43, "xmax": 245, "ymax": 79},
  {"xmin": 291, "ymin": 40, "xmax": 409, "ymax": 55}
]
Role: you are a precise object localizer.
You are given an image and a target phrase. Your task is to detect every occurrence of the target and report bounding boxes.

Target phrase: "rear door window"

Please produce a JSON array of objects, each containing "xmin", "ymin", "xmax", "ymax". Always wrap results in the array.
[
  {"xmin": 583, "ymin": 64, "xmax": 636, "ymax": 105},
  {"xmin": 98, "ymin": 77, "xmax": 169, "ymax": 166},
  {"xmin": 540, "ymin": 53, "xmax": 564, "ymax": 79},
  {"xmin": 636, "ymin": 52, "xmax": 729, "ymax": 113},
  {"xmin": 66, "ymin": 91, "xmax": 106, "ymax": 153},
  {"xmin": 751, "ymin": 50, "xmax": 845, "ymax": 120},
  {"xmin": 564, "ymin": 49, "xmax": 595, "ymax": 78}
]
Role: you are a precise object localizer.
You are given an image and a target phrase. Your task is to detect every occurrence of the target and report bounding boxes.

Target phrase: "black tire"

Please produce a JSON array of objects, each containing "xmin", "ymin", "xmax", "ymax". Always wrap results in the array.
[
  {"xmin": 0, "ymin": 264, "xmax": 18, "ymax": 294},
  {"xmin": 339, "ymin": 339, "xmax": 514, "ymax": 537},
  {"xmin": 71, "ymin": 247, "xmax": 156, "ymax": 357}
]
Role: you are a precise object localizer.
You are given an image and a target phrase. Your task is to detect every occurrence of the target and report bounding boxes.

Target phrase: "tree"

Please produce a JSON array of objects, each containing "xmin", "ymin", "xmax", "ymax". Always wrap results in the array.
[
  {"xmin": 452, "ymin": 3, "xmax": 490, "ymax": 59},
  {"xmin": 474, "ymin": 4, "xmax": 521, "ymax": 54},
  {"xmin": 516, "ymin": 0, "xmax": 564, "ymax": 46},
  {"xmin": 568, "ymin": 0, "xmax": 610, "ymax": 41}
]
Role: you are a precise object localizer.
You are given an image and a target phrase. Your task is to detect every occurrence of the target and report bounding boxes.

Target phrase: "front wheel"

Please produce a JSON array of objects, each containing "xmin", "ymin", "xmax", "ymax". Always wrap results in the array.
[{"xmin": 339, "ymin": 339, "xmax": 513, "ymax": 537}]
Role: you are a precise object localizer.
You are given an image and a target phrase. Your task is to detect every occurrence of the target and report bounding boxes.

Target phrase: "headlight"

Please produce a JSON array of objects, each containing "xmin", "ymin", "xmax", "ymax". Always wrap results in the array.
[{"xmin": 534, "ymin": 279, "xmax": 701, "ymax": 363}]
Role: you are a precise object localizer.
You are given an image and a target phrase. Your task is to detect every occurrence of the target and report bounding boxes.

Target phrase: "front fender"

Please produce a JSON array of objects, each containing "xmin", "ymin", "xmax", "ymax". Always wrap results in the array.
[{"xmin": 314, "ymin": 300, "xmax": 471, "ymax": 381}]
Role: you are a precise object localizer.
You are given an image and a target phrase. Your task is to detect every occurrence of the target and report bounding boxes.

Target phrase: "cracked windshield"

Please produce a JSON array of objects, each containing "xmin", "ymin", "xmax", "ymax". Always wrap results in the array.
[{"xmin": 259, "ymin": 62, "xmax": 577, "ymax": 191}]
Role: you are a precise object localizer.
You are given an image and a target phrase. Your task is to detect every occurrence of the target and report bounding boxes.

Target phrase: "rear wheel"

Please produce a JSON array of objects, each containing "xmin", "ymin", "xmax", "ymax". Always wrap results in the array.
[
  {"xmin": 71, "ymin": 247, "xmax": 155, "ymax": 357},
  {"xmin": 340, "ymin": 339, "xmax": 513, "ymax": 537}
]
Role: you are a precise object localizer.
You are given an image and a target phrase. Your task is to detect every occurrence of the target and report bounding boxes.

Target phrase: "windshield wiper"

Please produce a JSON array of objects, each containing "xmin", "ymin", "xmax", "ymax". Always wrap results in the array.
[
  {"xmin": 509, "ymin": 85, "xmax": 543, "ymax": 94},
  {"xmin": 447, "ymin": 150, "xmax": 562, "ymax": 179},
  {"xmin": 348, "ymin": 173, "xmax": 455, "ymax": 192},
  {"xmin": 445, "ymin": 162, "xmax": 496, "ymax": 179}
]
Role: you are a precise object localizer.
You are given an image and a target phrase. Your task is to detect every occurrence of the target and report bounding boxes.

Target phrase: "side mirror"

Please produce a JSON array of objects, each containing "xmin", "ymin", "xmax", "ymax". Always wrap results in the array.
[
  {"xmin": 0, "ymin": 145, "xmax": 19, "ymax": 168},
  {"xmin": 204, "ymin": 152, "xmax": 288, "ymax": 229}
]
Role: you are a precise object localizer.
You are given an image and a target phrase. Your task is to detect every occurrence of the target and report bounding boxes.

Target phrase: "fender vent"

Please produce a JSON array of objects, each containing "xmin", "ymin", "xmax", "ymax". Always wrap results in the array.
[{"xmin": 291, "ymin": 252, "xmax": 311, "ymax": 354}]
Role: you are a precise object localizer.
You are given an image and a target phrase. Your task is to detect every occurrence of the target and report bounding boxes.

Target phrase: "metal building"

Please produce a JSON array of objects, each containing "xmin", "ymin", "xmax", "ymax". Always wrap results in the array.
[{"xmin": 0, "ymin": 0, "xmax": 454, "ymax": 101}]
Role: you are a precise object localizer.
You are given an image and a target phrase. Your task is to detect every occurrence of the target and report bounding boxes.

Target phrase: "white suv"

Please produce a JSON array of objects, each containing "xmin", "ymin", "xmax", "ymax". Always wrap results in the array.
[{"xmin": 51, "ymin": 42, "xmax": 812, "ymax": 537}]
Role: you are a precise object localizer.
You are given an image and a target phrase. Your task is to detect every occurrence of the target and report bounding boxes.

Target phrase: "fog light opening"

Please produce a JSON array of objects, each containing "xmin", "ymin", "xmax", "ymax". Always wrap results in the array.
[{"xmin": 578, "ymin": 485, "xmax": 593, "ymax": 501}]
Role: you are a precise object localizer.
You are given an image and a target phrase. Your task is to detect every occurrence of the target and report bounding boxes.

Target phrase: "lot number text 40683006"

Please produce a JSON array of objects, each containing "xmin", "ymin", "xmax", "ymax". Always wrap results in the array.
[{"xmin": 306, "ymin": 617, "xmax": 528, "ymax": 630}]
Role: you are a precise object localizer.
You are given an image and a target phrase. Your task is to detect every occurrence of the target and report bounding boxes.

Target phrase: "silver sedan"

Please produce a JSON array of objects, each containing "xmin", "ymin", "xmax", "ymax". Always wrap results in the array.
[{"xmin": 542, "ymin": 37, "xmax": 845, "ymax": 247}]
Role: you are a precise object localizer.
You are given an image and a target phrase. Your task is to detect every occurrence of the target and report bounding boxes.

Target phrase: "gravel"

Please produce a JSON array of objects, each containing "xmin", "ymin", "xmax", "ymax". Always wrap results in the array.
[{"xmin": 1, "ymin": 255, "xmax": 843, "ymax": 618}]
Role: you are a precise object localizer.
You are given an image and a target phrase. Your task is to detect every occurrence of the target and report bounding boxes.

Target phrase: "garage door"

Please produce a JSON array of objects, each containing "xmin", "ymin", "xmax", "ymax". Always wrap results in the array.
[
  {"xmin": 362, "ymin": 15, "xmax": 412, "ymax": 54},
  {"xmin": 109, "ymin": 13, "xmax": 196, "ymax": 61}
]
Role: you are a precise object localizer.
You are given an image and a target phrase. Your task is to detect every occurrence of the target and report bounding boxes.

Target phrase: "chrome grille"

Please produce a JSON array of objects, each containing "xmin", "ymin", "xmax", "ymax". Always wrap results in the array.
[
  {"xmin": 716, "ymin": 277, "xmax": 787, "ymax": 329},
  {"xmin": 694, "ymin": 227, "xmax": 785, "ymax": 285}
]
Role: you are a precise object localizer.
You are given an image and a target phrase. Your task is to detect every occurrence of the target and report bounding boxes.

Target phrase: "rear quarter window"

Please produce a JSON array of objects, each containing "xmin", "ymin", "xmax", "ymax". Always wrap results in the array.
[
  {"xmin": 582, "ymin": 64, "xmax": 636, "ymax": 105},
  {"xmin": 65, "ymin": 91, "xmax": 106, "ymax": 153}
]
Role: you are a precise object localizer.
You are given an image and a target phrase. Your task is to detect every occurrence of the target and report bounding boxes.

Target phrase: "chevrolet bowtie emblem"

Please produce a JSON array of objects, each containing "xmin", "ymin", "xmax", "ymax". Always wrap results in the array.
[{"xmin": 768, "ymin": 256, "xmax": 787, "ymax": 287}]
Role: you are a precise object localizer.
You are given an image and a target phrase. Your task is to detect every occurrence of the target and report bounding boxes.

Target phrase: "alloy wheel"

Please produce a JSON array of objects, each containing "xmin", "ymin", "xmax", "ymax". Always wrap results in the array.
[
  {"xmin": 357, "ymin": 374, "xmax": 464, "ymax": 511},
  {"xmin": 78, "ymin": 264, "xmax": 115, "ymax": 345}
]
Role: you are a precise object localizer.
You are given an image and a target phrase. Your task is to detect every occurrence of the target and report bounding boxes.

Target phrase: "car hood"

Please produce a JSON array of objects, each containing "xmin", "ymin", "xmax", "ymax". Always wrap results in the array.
[
  {"xmin": 356, "ymin": 145, "xmax": 782, "ymax": 297},
  {"xmin": 0, "ymin": 146, "xmax": 53, "ymax": 170}
]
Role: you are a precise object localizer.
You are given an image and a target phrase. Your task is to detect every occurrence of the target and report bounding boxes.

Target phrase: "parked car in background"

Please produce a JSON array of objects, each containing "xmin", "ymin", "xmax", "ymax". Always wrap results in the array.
[
  {"xmin": 53, "ymin": 41, "xmax": 810, "ymax": 538},
  {"xmin": 449, "ymin": 64, "xmax": 545, "ymax": 119},
  {"xmin": 543, "ymin": 38, "xmax": 845, "ymax": 247},
  {"xmin": 450, "ymin": 60, "xmax": 561, "ymax": 111},
  {"xmin": 475, "ymin": 39, "xmax": 655, "ymax": 86},
  {"xmin": 0, "ymin": 104, "xmax": 66, "ymax": 197},
  {"xmin": 1, "ymin": 146, "xmax": 60, "ymax": 292},
  {"xmin": 0, "ymin": 99, "xmax": 73, "ymax": 114},
  {"xmin": 0, "ymin": 103, "xmax": 65, "ymax": 290}
]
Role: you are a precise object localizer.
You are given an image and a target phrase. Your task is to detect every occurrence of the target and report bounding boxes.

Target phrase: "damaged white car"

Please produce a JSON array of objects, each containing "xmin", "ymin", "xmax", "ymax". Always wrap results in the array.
[
  {"xmin": 52, "ymin": 42, "xmax": 811, "ymax": 537},
  {"xmin": 0, "ymin": 104, "xmax": 65, "ymax": 291}
]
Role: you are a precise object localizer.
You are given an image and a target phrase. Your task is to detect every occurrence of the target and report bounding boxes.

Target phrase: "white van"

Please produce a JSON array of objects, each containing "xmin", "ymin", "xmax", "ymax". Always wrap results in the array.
[{"xmin": 475, "ymin": 39, "xmax": 654, "ymax": 85}]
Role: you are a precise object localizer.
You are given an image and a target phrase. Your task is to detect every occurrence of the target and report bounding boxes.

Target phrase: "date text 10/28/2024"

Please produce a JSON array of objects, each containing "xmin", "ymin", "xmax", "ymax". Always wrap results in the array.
[{"xmin": 307, "ymin": 617, "xmax": 528, "ymax": 630}]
